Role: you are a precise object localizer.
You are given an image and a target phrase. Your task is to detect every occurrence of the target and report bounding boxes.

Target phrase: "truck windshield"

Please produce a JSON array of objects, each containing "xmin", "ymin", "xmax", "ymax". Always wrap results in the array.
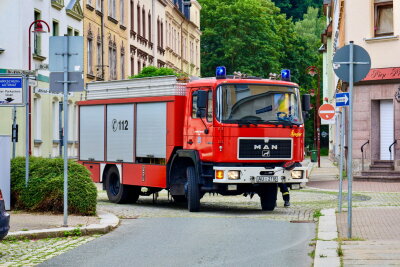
[{"xmin": 216, "ymin": 84, "xmax": 303, "ymax": 125}]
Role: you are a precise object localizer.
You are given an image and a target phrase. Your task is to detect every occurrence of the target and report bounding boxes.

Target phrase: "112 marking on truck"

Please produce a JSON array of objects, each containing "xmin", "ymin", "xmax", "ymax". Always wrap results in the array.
[{"xmin": 78, "ymin": 67, "xmax": 311, "ymax": 212}]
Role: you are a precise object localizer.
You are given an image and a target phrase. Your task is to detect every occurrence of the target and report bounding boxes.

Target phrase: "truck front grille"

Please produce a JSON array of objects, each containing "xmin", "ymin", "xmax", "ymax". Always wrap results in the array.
[{"xmin": 238, "ymin": 138, "xmax": 292, "ymax": 160}]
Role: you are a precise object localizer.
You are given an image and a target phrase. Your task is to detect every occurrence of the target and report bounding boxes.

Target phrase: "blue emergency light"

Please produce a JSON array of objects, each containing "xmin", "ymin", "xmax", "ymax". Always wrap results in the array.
[
  {"xmin": 281, "ymin": 69, "xmax": 291, "ymax": 81},
  {"xmin": 216, "ymin": 66, "xmax": 226, "ymax": 79}
]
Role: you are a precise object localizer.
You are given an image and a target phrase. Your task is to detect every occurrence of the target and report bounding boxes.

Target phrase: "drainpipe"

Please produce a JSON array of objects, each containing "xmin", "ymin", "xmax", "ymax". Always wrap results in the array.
[
  {"xmin": 180, "ymin": 20, "xmax": 184, "ymax": 73},
  {"xmin": 152, "ymin": 0, "xmax": 156, "ymax": 65},
  {"xmin": 101, "ymin": 0, "xmax": 105, "ymax": 79}
]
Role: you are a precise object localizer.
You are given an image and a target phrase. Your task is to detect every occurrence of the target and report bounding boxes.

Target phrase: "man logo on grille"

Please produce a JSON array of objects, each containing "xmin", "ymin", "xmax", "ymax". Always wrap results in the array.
[{"xmin": 262, "ymin": 150, "xmax": 270, "ymax": 157}]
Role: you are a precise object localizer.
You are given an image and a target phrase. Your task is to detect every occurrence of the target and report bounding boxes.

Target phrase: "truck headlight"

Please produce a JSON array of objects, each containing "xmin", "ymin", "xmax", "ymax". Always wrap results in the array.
[
  {"xmin": 227, "ymin": 170, "xmax": 240, "ymax": 180},
  {"xmin": 291, "ymin": 170, "xmax": 303, "ymax": 179}
]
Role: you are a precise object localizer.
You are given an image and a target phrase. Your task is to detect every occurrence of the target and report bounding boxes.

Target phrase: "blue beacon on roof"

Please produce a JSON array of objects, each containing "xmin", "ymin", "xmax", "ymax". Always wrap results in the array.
[
  {"xmin": 281, "ymin": 69, "xmax": 291, "ymax": 81},
  {"xmin": 216, "ymin": 66, "xmax": 226, "ymax": 79}
]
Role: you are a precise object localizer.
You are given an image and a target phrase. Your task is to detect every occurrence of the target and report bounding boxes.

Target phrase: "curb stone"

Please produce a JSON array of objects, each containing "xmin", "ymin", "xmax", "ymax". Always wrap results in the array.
[
  {"xmin": 314, "ymin": 208, "xmax": 340, "ymax": 267},
  {"xmin": 6, "ymin": 211, "xmax": 119, "ymax": 240}
]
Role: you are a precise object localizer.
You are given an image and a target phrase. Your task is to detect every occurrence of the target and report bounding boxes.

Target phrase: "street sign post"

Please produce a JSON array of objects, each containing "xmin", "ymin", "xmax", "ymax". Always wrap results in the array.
[
  {"xmin": 336, "ymin": 92, "xmax": 350, "ymax": 107},
  {"xmin": 0, "ymin": 74, "xmax": 30, "ymax": 187},
  {"xmin": 318, "ymin": 103, "xmax": 336, "ymax": 120},
  {"xmin": 333, "ymin": 42, "xmax": 371, "ymax": 238},
  {"xmin": 49, "ymin": 35, "xmax": 83, "ymax": 227}
]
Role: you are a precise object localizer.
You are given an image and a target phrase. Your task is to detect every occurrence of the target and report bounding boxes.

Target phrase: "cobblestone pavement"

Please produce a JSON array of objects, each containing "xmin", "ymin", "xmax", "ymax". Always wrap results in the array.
[
  {"xmin": 0, "ymin": 236, "xmax": 100, "ymax": 266},
  {"xmin": 97, "ymin": 186, "xmax": 400, "ymax": 222}
]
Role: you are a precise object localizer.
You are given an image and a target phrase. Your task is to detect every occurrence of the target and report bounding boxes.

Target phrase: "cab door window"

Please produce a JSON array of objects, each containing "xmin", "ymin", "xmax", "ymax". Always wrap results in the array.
[
  {"xmin": 192, "ymin": 90, "xmax": 213, "ymax": 121},
  {"xmin": 207, "ymin": 90, "xmax": 213, "ymax": 122},
  {"xmin": 192, "ymin": 91, "xmax": 198, "ymax": 118}
]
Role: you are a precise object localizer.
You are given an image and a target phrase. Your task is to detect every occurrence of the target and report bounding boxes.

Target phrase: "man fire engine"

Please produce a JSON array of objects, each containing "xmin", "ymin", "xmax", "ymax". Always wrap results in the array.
[{"xmin": 78, "ymin": 67, "xmax": 310, "ymax": 212}]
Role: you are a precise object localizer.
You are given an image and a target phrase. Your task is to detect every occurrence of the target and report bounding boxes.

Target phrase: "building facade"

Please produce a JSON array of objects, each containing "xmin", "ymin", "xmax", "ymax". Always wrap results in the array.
[
  {"xmin": 0, "ymin": 0, "xmax": 84, "ymax": 158},
  {"xmin": 127, "ymin": 0, "xmax": 167, "ymax": 75},
  {"xmin": 0, "ymin": 0, "xmax": 201, "ymax": 159},
  {"xmin": 322, "ymin": 0, "xmax": 400, "ymax": 174},
  {"xmin": 165, "ymin": 0, "xmax": 201, "ymax": 77},
  {"xmin": 83, "ymin": 0, "xmax": 201, "ymax": 82},
  {"xmin": 83, "ymin": 0, "xmax": 129, "ymax": 82}
]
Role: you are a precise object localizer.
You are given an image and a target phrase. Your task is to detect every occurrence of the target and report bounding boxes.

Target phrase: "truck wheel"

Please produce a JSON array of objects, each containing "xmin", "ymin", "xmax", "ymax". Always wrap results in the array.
[
  {"xmin": 105, "ymin": 166, "xmax": 138, "ymax": 204},
  {"xmin": 187, "ymin": 166, "xmax": 200, "ymax": 212},
  {"xmin": 259, "ymin": 184, "xmax": 278, "ymax": 211}
]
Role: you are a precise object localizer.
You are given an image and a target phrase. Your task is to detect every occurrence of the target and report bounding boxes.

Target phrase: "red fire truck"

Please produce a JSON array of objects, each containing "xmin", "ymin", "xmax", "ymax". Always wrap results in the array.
[{"xmin": 78, "ymin": 68, "xmax": 310, "ymax": 212}]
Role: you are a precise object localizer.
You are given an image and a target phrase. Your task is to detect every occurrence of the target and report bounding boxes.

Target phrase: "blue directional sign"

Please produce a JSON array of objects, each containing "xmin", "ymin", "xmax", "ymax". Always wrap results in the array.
[
  {"xmin": 0, "ymin": 76, "xmax": 24, "ymax": 105},
  {"xmin": 336, "ymin": 92, "xmax": 350, "ymax": 107}
]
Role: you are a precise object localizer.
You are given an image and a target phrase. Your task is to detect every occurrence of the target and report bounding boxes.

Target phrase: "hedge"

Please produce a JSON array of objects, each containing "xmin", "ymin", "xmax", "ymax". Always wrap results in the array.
[{"xmin": 11, "ymin": 157, "xmax": 97, "ymax": 215}]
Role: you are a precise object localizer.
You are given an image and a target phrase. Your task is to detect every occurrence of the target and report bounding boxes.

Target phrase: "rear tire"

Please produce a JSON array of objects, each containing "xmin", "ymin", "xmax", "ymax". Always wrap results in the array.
[
  {"xmin": 259, "ymin": 184, "xmax": 278, "ymax": 211},
  {"xmin": 105, "ymin": 166, "xmax": 139, "ymax": 204},
  {"xmin": 187, "ymin": 166, "xmax": 200, "ymax": 212}
]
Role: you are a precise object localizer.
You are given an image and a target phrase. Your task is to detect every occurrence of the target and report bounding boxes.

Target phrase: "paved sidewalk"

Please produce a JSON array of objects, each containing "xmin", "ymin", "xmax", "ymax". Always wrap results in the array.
[
  {"xmin": 6, "ymin": 211, "xmax": 119, "ymax": 240},
  {"xmin": 309, "ymin": 156, "xmax": 400, "ymax": 266},
  {"xmin": 9, "ymin": 212, "xmax": 100, "ymax": 232}
]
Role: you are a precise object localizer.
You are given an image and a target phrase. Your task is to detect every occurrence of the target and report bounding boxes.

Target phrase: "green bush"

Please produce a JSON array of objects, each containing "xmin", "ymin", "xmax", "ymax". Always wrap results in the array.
[
  {"xmin": 128, "ymin": 66, "xmax": 182, "ymax": 79},
  {"xmin": 11, "ymin": 157, "xmax": 97, "ymax": 215}
]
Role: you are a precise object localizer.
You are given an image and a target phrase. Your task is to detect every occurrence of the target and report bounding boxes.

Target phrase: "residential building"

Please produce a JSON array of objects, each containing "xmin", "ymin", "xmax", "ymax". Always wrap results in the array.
[
  {"xmin": 127, "ymin": 0, "xmax": 167, "ymax": 76},
  {"xmin": 165, "ymin": 0, "xmax": 201, "ymax": 77},
  {"xmin": 322, "ymin": 0, "xmax": 400, "ymax": 175},
  {"xmin": 0, "ymin": 0, "xmax": 84, "ymax": 158},
  {"xmin": 83, "ymin": 0, "xmax": 129, "ymax": 82},
  {"xmin": 83, "ymin": 0, "xmax": 201, "ymax": 80}
]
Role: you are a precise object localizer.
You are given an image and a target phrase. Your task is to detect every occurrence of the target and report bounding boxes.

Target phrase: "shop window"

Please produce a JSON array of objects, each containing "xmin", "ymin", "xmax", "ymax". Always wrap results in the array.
[{"xmin": 375, "ymin": 0, "xmax": 393, "ymax": 37}]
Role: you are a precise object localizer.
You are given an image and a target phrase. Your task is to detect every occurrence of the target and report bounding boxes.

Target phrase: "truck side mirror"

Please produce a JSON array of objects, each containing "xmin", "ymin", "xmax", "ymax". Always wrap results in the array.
[
  {"xmin": 197, "ymin": 90, "xmax": 207, "ymax": 109},
  {"xmin": 302, "ymin": 94, "xmax": 311, "ymax": 111}
]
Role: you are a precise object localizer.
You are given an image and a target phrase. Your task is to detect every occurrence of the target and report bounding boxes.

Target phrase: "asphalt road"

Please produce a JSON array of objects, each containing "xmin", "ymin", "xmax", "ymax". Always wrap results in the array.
[{"xmin": 40, "ymin": 217, "xmax": 315, "ymax": 267}]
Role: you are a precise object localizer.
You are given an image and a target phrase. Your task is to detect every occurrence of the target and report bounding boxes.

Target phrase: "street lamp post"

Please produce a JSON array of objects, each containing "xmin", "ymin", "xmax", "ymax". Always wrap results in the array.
[
  {"xmin": 28, "ymin": 20, "xmax": 50, "ymax": 155},
  {"xmin": 306, "ymin": 66, "xmax": 321, "ymax": 168}
]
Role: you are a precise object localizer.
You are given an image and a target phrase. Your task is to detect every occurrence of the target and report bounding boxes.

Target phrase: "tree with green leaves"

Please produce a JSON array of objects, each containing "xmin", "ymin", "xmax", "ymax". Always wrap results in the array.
[
  {"xmin": 270, "ymin": 0, "xmax": 323, "ymax": 21},
  {"xmin": 199, "ymin": 0, "xmax": 285, "ymax": 78}
]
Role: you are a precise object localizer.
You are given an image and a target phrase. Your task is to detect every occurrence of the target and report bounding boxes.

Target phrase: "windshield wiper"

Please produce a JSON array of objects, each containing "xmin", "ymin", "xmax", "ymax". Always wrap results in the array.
[
  {"xmin": 264, "ymin": 119, "xmax": 301, "ymax": 127},
  {"xmin": 237, "ymin": 120, "xmax": 259, "ymax": 126}
]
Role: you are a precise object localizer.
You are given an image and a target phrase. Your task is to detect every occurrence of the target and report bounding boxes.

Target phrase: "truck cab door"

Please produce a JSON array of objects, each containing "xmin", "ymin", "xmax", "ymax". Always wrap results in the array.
[{"xmin": 184, "ymin": 88, "xmax": 214, "ymax": 160}]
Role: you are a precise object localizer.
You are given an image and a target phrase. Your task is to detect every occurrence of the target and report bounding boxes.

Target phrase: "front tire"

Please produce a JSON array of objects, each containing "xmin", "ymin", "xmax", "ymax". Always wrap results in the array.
[
  {"xmin": 186, "ymin": 166, "xmax": 200, "ymax": 212},
  {"xmin": 105, "ymin": 166, "xmax": 139, "ymax": 204},
  {"xmin": 259, "ymin": 184, "xmax": 278, "ymax": 211}
]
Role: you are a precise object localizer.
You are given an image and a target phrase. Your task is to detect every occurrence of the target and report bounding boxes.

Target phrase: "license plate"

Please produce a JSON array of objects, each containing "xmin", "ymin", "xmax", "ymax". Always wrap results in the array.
[{"xmin": 256, "ymin": 176, "xmax": 278, "ymax": 183}]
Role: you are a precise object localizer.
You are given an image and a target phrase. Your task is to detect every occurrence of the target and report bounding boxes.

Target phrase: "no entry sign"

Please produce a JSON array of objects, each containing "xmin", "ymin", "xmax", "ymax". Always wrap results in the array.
[{"xmin": 318, "ymin": 103, "xmax": 336, "ymax": 120}]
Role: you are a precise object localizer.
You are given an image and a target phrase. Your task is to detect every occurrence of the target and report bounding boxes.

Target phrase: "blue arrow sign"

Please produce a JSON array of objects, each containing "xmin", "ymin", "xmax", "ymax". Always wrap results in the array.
[{"xmin": 336, "ymin": 92, "xmax": 350, "ymax": 106}]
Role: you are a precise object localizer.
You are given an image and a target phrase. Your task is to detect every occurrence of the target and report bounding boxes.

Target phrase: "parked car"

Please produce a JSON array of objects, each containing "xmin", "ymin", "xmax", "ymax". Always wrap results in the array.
[{"xmin": 0, "ymin": 189, "xmax": 10, "ymax": 240}]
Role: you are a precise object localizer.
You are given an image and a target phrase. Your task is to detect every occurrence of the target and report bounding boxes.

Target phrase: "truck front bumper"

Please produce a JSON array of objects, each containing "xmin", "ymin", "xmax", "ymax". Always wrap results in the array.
[{"xmin": 212, "ymin": 166, "xmax": 309, "ymax": 184}]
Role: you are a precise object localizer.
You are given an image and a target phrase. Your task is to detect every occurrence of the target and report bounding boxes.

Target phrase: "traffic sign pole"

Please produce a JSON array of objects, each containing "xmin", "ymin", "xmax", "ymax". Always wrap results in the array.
[
  {"xmin": 338, "ymin": 108, "xmax": 345, "ymax": 213},
  {"xmin": 347, "ymin": 41, "xmax": 355, "ymax": 238},
  {"xmin": 24, "ymin": 75, "xmax": 29, "ymax": 187},
  {"xmin": 63, "ymin": 35, "xmax": 69, "ymax": 227},
  {"xmin": 333, "ymin": 41, "xmax": 371, "ymax": 239}
]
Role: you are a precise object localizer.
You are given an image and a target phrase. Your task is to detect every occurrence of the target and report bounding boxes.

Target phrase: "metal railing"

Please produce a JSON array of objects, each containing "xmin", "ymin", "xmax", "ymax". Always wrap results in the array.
[
  {"xmin": 389, "ymin": 140, "xmax": 397, "ymax": 161},
  {"xmin": 361, "ymin": 140, "xmax": 369, "ymax": 172}
]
